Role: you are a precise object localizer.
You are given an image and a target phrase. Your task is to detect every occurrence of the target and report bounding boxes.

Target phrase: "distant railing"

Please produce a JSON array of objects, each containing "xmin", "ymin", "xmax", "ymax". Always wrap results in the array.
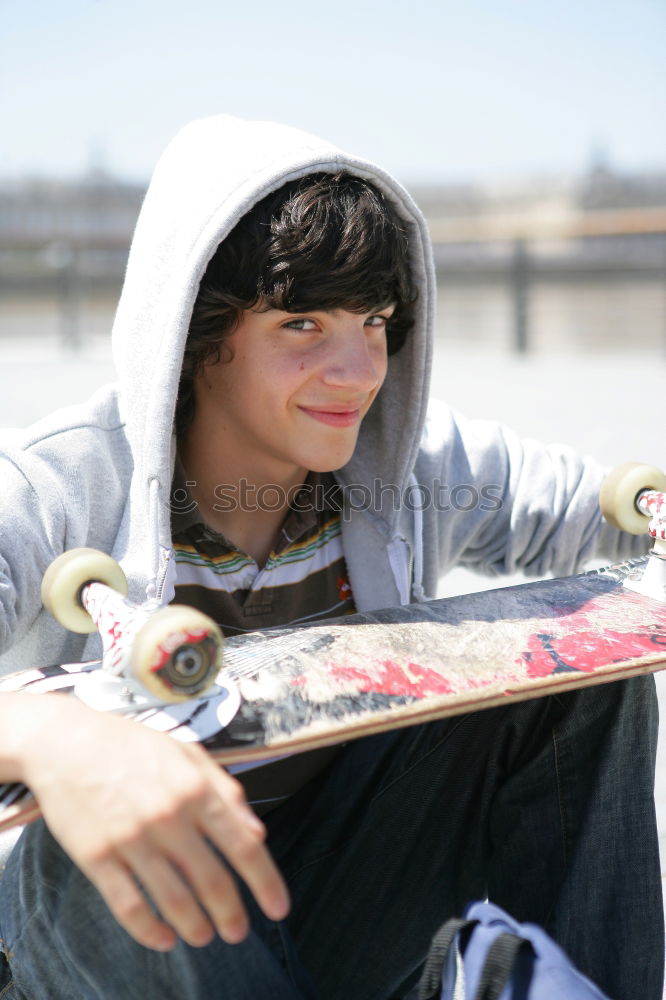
[
  {"xmin": 428, "ymin": 206, "xmax": 666, "ymax": 242},
  {"xmin": 1, "ymin": 209, "xmax": 665, "ymax": 353},
  {"xmin": 0, "ymin": 242, "xmax": 128, "ymax": 347},
  {"xmin": 430, "ymin": 209, "xmax": 666, "ymax": 353}
]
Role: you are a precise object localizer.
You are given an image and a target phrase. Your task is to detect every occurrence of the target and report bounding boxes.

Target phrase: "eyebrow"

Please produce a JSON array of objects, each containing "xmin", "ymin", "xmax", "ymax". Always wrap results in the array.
[
  {"xmin": 276, "ymin": 303, "xmax": 397, "ymax": 316},
  {"xmin": 252, "ymin": 298, "xmax": 397, "ymax": 319}
]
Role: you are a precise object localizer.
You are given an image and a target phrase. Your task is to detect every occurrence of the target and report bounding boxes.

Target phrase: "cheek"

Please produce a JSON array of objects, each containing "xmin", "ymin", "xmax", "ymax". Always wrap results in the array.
[{"xmin": 375, "ymin": 351, "xmax": 389, "ymax": 389}]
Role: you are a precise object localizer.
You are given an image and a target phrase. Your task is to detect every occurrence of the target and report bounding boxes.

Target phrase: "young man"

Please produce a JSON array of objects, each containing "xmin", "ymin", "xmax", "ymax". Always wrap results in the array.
[{"xmin": 0, "ymin": 115, "xmax": 661, "ymax": 1000}]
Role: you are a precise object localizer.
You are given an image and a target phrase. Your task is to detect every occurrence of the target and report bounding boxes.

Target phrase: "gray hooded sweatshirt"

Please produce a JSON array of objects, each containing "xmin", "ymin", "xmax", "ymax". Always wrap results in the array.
[{"xmin": 0, "ymin": 115, "xmax": 637, "ymax": 677}]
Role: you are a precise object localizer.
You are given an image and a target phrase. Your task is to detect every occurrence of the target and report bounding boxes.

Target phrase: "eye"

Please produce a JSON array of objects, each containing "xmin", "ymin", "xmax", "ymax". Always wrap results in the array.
[
  {"xmin": 282, "ymin": 317, "xmax": 318, "ymax": 331},
  {"xmin": 365, "ymin": 314, "xmax": 390, "ymax": 328}
]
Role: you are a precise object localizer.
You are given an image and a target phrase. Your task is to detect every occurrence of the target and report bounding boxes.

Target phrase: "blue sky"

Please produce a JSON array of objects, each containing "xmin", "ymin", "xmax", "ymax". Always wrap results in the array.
[{"xmin": 1, "ymin": 0, "xmax": 664, "ymax": 186}]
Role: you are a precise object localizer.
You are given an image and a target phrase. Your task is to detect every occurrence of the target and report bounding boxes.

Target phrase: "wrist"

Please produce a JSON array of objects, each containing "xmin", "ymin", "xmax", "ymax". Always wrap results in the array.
[{"xmin": 0, "ymin": 693, "xmax": 92, "ymax": 784}]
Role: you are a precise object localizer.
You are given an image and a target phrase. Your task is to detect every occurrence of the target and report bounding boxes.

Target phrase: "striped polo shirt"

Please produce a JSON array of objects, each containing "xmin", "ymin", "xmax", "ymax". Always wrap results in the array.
[{"xmin": 170, "ymin": 464, "xmax": 354, "ymax": 813}]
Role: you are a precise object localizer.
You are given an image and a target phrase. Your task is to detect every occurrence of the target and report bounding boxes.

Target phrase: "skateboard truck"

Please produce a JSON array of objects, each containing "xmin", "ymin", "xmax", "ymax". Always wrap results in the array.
[
  {"xmin": 41, "ymin": 548, "xmax": 224, "ymax": 707},
  {"xmin": 600, "ymin": 463, "xmax": 666, "ymax": 601}
]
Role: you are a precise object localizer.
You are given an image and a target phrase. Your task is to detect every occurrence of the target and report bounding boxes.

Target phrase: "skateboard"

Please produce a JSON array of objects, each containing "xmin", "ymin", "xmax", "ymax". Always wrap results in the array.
[{"xmin": 0, "ymin": 462, "xmax": 665, "ymax": 833}]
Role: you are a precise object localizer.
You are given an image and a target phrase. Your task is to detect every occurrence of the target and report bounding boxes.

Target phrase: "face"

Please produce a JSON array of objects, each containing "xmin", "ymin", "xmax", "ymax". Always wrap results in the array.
[{"xmin": 189, "ymin": 304, "xmax": 392, "ymax": 484}]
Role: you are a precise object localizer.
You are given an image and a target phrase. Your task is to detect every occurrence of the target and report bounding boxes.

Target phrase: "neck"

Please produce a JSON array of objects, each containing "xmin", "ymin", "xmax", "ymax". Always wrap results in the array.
[{"xmin": 178, "ymin": 431, "xmax": 307, "ymax": 567}]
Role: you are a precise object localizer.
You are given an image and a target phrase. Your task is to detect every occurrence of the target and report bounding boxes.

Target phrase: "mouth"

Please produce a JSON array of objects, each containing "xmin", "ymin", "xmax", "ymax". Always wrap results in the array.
[{"xmin": 298, "ymin": 405, "xmax": 363, "ymax": 428}]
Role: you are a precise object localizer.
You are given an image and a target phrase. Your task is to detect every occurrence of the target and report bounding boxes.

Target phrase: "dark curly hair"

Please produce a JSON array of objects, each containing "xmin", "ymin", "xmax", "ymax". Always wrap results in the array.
[{"xmin": 176, "ymin": 172, "xmax": 417, "ymax": 435}]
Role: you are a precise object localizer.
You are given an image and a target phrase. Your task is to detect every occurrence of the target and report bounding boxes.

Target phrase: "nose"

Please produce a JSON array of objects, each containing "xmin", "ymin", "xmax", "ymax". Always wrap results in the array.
[{"xmin": 321, "ymin": 319, "xmax": 386, "ymax": 393}]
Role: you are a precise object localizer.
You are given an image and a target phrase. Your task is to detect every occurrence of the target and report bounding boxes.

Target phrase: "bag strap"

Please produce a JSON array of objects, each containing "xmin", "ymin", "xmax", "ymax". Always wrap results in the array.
[
  {"xmin": 473, "ymin": 931, "xmax": 527, "ymax": 1000},
  {"xmin": 418, "ymin": 917, "xmax": 477, "ymax": 1000}
]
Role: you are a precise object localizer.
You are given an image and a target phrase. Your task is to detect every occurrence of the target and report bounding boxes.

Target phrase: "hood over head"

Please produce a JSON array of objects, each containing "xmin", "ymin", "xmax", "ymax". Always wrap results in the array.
[{"xmin": 112, "ymin": 114, "xmax": 436, "ymax": 546}]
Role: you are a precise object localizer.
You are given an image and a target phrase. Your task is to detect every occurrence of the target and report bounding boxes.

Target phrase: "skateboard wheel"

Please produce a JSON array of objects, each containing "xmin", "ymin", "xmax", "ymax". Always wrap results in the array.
[
  {"xmin": 130, "ymin": 605, "xmax": 222, "ymax": 702},
  {"xmin": 41, "ymin": 548, "xmax": 128, "ymax": 633},
  {"xmin": 599, "ymin": 462, "xmax": 666, "ymax": 534}
]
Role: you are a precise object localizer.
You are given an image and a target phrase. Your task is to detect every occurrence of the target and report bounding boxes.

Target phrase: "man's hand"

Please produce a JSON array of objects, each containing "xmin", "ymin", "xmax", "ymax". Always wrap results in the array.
[{"xmin": 11, "ymin": 695, "xmax": 290, "ymax": 950}]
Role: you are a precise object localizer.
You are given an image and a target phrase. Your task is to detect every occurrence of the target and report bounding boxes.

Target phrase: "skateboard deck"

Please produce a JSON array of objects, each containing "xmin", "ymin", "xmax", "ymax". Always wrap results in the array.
[{"xmin": 1, "ymin": 554, "xmax": 665, "ymax": 832}]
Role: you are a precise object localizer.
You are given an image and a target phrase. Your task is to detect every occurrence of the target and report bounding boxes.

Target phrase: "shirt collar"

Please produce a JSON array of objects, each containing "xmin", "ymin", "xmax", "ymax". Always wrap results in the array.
[{"xmin": 170, "ymin": 460, "xmax": 341, "ymax": 550}]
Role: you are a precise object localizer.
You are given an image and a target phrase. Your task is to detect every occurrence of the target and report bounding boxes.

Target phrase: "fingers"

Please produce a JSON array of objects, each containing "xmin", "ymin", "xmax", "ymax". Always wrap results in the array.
[
  {"xmin": 87, "ymin": 833, "xmax": 253, "ymax": 949},
  {"xmin": 89, "ymin": 856, "xmax": 178, "ymax": 952},
  {"xmin": 92, "ymin": 824, "xmax": 288, "ymax": 950},
  {"xmin": 79, "ymin": 765, "xmax": 290, "ymax": 950},
  {"xmin": 197, "ymin": 768, "xmax": 291, "ymax": 926},
  {"xmin": 159, "ymin": 832, "xmax": 250, "ymax": 945},
  {"xmin": 125, "ymin": 841, "xmax": 238, "ymax": 948}
]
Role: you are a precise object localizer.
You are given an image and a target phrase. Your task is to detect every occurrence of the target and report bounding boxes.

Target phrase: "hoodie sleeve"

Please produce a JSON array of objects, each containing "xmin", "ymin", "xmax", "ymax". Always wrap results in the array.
[
  {"xmin": 0, "ymin": 399, "xmax": 131, "ymax": 661},
  {"xmin": 416, "ymin": 401, "xmax": 646, "ymax": 581},
  {"xmin": 0, "ymin": 448, "xmax": 68, "ymax": 654}
]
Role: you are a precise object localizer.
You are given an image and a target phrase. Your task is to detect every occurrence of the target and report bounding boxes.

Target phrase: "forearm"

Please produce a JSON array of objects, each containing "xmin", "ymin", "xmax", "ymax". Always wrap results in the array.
[{"xmin": 422, "ymin": 405, "xmax": 627, "ymax": 578}]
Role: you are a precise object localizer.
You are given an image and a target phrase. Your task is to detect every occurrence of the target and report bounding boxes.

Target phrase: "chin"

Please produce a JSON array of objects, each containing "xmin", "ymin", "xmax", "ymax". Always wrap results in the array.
[
  {"xmin": 299, "ymin": 434, "xmax": 359, "ymax": 475},
  {"xmin": 307, "ymin": 460, "xmax": 345, "ymax": 474},
  {"xmin": 306, "ymin": 451, "xmax": 354, "ymax": 474}
]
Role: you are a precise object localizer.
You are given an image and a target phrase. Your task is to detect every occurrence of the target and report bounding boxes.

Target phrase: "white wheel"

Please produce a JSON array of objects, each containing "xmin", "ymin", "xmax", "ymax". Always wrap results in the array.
[
  {"xmin": 41, "ymin": 548, "xmax": 128, "ymax": 634},
  {"xmin": 599, "ymin": 462, "xmax": 666, "ymax": 534},
  {"xmin": 130, "ymin": 605, "xmax": 223, "ymax": 703}
]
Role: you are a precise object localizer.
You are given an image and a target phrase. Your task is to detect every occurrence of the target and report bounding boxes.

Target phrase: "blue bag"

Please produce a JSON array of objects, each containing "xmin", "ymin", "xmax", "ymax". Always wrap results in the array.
[{"xmin": 417, "ymin": 901, "xmax": 611, "ymax": 1000}]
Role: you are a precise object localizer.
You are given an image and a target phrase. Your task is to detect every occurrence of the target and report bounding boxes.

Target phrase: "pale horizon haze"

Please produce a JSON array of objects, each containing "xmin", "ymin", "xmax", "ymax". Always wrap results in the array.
[{"xmin": 1, "ymin": 0, "xmax": 665, "ymax": 188}]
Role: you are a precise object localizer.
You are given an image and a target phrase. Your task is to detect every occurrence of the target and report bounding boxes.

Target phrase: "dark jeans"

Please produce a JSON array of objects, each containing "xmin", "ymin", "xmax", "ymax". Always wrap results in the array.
[{"xmin": 0, "ymin": 677, "xmax": 662, "ymax": 1000}]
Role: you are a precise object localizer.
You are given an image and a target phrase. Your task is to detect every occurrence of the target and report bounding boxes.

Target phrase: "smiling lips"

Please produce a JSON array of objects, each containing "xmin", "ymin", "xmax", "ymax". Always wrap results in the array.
[{"xmin": 298, "ymin": 404, "xmax": 364, "ymax": 428}]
